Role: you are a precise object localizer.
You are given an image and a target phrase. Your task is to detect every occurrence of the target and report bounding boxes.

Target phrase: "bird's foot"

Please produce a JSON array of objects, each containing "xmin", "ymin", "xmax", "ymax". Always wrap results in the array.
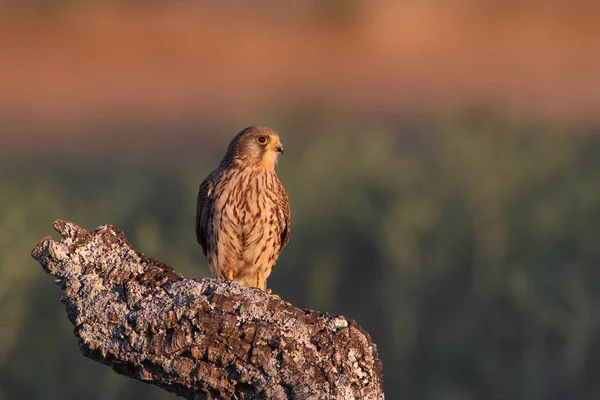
[
  {"xmin": 227, "ymin": 269, "xmax": 233, "ymax": 280},
  {"xmin": 257, "ymin": 271, "xmax": 278, "ymax": 296},
  {"xmin": 257, "ymin": 270, "xmax": 264, "ymax": 290}
]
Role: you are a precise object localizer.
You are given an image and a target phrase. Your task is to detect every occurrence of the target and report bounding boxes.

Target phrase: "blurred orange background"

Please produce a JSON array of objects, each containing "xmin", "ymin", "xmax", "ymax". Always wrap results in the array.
[{"xmin": 1, "ymin": 1, "xmax": 599, "ymax": 138}]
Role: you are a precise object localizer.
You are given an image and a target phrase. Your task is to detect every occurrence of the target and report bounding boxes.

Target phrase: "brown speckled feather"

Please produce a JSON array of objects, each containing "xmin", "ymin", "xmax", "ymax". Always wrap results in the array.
[{"xmin": 277, "ymin": 181, "xmax": 291, "ymax": 252}]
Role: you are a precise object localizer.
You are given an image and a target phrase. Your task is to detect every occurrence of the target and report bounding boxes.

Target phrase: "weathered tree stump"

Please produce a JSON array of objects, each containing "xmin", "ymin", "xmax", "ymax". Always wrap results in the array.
[{"xmin": 31, "ymin": 220, "xmax": 384, "ymax": 399}]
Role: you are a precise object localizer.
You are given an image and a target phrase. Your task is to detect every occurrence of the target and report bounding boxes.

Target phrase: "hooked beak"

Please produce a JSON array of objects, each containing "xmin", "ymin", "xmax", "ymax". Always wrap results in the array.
[{"xmin": 274, "ymin": 143, "xmax": 284, "ymax": 154}]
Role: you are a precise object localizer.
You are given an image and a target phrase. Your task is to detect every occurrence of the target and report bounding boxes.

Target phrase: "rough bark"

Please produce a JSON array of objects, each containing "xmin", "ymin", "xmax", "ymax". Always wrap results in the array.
[{"xmin": 31, "ymin": 220, "xmax": 384, "ymax": 399}]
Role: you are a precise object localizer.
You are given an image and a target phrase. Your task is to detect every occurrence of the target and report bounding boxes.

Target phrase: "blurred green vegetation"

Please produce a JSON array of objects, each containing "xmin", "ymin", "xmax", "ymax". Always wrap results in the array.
[{"xmin": 1, "ymin": 112, "xmax": 600, "ymax": 399}]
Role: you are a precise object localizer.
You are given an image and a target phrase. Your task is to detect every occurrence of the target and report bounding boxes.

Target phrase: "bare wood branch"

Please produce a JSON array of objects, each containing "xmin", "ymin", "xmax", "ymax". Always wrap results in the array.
[{"xmin": 31, "ymin": 220, "xmax": 384, "ymax": 399}]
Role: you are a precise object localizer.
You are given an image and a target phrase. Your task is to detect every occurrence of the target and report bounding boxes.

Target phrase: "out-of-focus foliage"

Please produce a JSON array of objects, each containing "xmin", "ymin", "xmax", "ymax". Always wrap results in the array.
[{"xmin": 1, "ymin": 112, "xmax": 600, "ymax": 399}]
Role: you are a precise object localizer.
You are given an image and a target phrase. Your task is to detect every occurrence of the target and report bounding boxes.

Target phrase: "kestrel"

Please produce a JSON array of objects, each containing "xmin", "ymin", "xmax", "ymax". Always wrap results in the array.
[{"xmin": 196, "ymin": 126, "xmax": 291, "ymax": 292}]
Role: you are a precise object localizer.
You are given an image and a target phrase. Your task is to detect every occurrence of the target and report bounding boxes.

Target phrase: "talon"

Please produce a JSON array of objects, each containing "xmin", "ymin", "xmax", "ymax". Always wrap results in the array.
[
  {"xmin": 267, "ymin": 289, "xmax": 279, "ymax": 298},
  {"xmin": 227, "ymin": 269, "xmax": 233, "ymax": 280}
]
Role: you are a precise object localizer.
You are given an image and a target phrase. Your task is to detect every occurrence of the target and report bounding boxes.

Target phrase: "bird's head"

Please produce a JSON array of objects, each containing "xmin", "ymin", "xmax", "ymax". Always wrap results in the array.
[{"xmin": 225, "ymin": 126, "xmax": 284, "ymax": 170}]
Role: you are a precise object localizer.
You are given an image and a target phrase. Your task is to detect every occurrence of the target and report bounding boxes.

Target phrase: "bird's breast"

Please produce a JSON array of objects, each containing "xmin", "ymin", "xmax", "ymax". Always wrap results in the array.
[{"xmin": 213, "ymin": 169, "xmax": 279, "ymax": 247}]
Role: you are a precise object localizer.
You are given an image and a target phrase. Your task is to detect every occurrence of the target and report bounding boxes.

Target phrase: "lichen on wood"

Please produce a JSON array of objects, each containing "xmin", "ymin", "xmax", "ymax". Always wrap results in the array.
[{"xmin": 31, "ymin": 220, "xmax": 384, "ymax": 399}]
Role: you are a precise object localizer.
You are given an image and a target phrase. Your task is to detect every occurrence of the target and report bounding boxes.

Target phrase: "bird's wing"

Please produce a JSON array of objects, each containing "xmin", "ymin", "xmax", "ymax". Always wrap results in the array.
[
  {"xmin": 196, "ymin": 176, "xmax": 214, "ymax": 257},
  {"xmin": 278, "ymin": 183, "xmax": 291, "ymax": 251}
]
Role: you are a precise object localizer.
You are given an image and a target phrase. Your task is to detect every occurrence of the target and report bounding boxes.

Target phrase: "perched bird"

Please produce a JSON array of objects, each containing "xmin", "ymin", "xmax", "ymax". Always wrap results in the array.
[{"xmin": 196, "ymin": 126, "xmax": 291, "ymax": 292}]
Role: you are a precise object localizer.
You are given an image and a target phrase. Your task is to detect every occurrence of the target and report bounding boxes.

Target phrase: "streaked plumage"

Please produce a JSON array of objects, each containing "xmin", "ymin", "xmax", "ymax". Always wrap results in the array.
[{"xmin": 196, "ymin": 126, "xmax": 290, "ymax": 291}]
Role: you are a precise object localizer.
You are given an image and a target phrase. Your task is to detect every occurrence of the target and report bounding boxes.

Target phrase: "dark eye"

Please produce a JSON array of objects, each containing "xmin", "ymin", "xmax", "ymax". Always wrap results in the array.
[{"xmin": 256, "ymin": 136, "xmax": 268, "ymax": 144}]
